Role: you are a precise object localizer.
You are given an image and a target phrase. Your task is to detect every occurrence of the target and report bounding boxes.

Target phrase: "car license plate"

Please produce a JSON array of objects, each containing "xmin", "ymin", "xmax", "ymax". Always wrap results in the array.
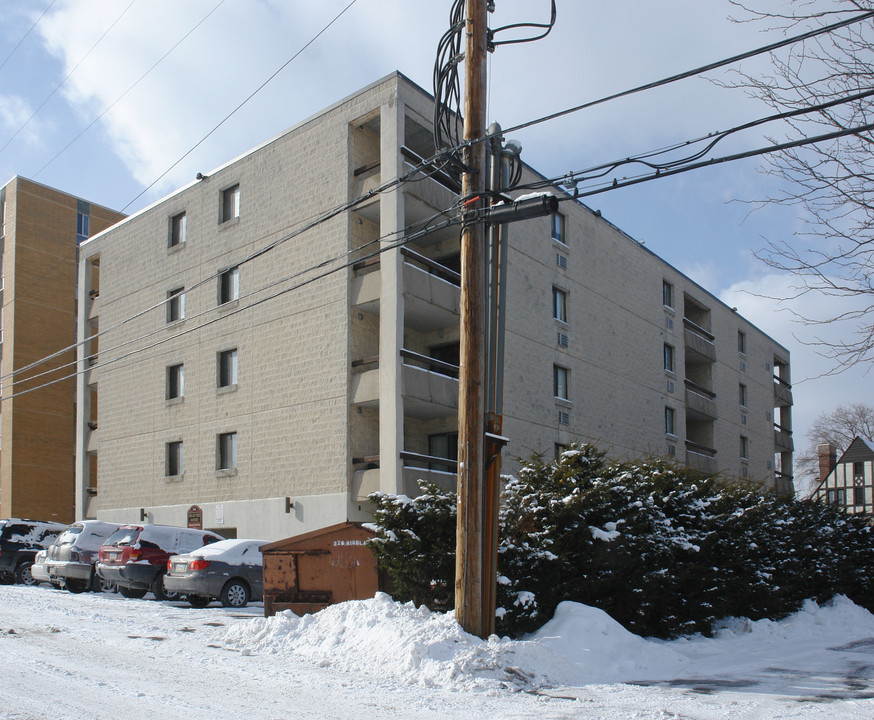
[
  {"xmin": 174, "ymin": 563, "xmax": 186, "ymax": 573},
  {"xmin": 109, "ymin": 552, "xmax": 118, "ymax": 561}
]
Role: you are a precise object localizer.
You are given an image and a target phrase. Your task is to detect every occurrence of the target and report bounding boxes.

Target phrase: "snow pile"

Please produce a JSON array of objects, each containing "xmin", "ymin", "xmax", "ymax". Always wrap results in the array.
[{"xmin": 222, "ymin": 593, "xmax": 688, "ymax": 690}]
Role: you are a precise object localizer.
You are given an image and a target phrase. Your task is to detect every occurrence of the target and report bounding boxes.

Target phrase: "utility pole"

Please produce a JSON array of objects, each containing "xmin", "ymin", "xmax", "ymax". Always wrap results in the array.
[{"xmin": 455, "ymin": 0, "xmax": 490, "ymax": 639}]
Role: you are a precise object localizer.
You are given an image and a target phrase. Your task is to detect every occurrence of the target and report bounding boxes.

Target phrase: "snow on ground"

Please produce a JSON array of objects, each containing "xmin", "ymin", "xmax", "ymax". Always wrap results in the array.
[{"xmin": 2, "ymin": 584, "xmax": 874, "ymax": 719}]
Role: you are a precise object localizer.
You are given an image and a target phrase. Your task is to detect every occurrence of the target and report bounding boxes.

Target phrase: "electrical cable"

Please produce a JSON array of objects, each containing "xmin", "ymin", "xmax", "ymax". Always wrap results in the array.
[
  {"xmin": 32, "ymin": 0, "xmax": 228, "ymax": 179},
  {"xmin": 0, "ymin": 0, "xmax": 57, "ymax": 75},
  {"xmin": 510, "ymin": 87, "xmax": 874, "ymax": 196},
  {"xmin": 1, "ymin": 208, "xmax": 464, "ymax": 403},
  {"xmin": 488, "ymin": 0, "xmax": 556, "ymax": 49},
  {"xmin": 121, "ymin": 0, "xmax": 359, "ymax": 213},
  {"xmin": 481, "ymin": 9, "xmax": 874, "ymax": 146},
  {"xmin": 0, "ymin": 0, "xmax": 138, "ymax": 157}
]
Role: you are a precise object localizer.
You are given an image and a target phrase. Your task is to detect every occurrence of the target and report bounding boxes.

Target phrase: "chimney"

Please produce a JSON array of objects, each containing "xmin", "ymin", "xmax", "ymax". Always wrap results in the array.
[{"xmin": 817, "ymin": 443, "xmax": 838, "ymax": 483}]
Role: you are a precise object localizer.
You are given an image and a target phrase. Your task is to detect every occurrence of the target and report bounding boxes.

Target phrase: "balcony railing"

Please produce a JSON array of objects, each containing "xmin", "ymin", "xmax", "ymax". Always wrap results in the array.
[
  {"xmin": 683, "ymin": 318, "xmax": 716, "ymax": 363},
  {"xmin": 774, "ymin": 424, "xmax": 794, "ymax": 452},
  {"xmin": 685, "ymin": 440, "xmax": 718, "ymax": 475},
  {"xmin": 773, "ymin": 375, "xmax": 793, "ymax": 407},
  {"xmin": 684, "ymin": 379, "xmax": 716, "ymax": 420}
]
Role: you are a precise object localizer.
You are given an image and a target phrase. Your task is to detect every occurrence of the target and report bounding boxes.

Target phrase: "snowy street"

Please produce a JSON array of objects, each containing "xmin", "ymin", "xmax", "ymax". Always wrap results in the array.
[{"xmin": 2, "ymin": 584, "xmax": 874, "ymax": 719}]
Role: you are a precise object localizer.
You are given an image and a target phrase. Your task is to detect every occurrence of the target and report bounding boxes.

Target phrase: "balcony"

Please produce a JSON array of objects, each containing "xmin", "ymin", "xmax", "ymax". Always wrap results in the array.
[
  {"xmin": 773, "ymin": 376, "xmax": 793, "ymax": 407},
  {"xmin": 88, "ymin": 290, "xmax": 100, "ymax": 321},
  {"xmin": 683, "ymin": 318, "xmax": 716, "ymax": 363},
  {"xmin": 350, "ymin": 350, "xmax": 459, "ymax": 419},
  {"xmin": 350, "ymin": 450, "xmax": 457, "ymax": 502},
  {"xmin": 86, "ymin": 422, "xmax": 98, "ymax": 453},
  {"xmin": 351, "ymin": 250, "xmax": 461, "ymax": 331},
  {"xmin": 684, "ymin": 379, "xmax": 717, "ymax": 420},
  {"xmin": 774, "ymin": 424, "xmax": 794, "ymax": 452},
  {"xmin": 686, "ymin": 441, "xmax": 718, "ymax": 475},
  {"xmin": 773, "ymin": 471, "xmax": 795, "ymax": 496}
]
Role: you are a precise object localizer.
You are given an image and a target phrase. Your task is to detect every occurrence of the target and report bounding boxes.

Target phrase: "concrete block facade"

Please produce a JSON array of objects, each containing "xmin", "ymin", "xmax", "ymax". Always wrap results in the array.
[{"xmin": 76, "ymin": 73, "xmax": 793, "ymax": 541}]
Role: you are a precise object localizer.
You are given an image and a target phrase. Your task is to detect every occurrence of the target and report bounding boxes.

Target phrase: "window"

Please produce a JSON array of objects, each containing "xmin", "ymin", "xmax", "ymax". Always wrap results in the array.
[
  {"xmin": 217, "ymin": 432, "xmax": 237, "ymax": 470},
  {"xmin": 663, "ymin": 343, "xmax": 674, "ymax": 373},
  {"xmin": 169, "ymin": 212, "xmax": 186, "ymax": 247},
  {"xmin": 167, "ymin": 287, "xmax": 185, "ymax": 322},
  {"xmin": 76, "ymin": 199, "xmax": 90, "ymax": 242},
  {"xmin": 551, "ymin": 212, "xmax": 565, "ymax": 244},
  {"xmin": 428, "ymin": 432, "xmax": 458, "ymax": 472},
  {"xmin": 662, "ymin": 280, "xmax": 673, "ymax": 309},
  {"xmin": 166, "ymin": 441, "xmax": 183, "ymax": 477},
  {"xmin": 854, "ymin": 461, "xmax": 865, "ymax": 482},
  {"xmin": 166, "ymin": 364, "xmax": 184, "ymax": 400},
  {"xmin": 553, "ymin": 287, "xmax": 567, "ymax": 322},
  {"xmin": 218, "ymin": 348, "xmax": 238, "ymax": 388},
  {"xmin": 221, "ymin": 184, "xmax": 240, "ymax": 222},
  {"xmin": 219, "ymin": 266, "xmax": 239, "ymax": 304},
  {"xmin": 740, "ymin": 435, "xmax": 749, "ymax": 460},
  {"xmin": 738, "ymin": 330, "xmax": 747, "ymax": 354},
  {"xmin": 739, "ymin": 383, "xmax": 747, "ymax": 408},
  {"xmin": 553, "ymin": 365, "xmax": 569, "ymax": 400},
  {"xmin": 665, "ymin": 407, "xmax": 676, "ymax": 436},
  {"xmin": 854, "ymin": 486, "xmax": 865, "ymax": 507}
]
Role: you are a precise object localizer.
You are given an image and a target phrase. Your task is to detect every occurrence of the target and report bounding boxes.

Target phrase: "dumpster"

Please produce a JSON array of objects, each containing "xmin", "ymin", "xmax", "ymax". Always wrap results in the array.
[{"xmin": 260, "ymin": 522, "xmax": 379, "ymax": 617}]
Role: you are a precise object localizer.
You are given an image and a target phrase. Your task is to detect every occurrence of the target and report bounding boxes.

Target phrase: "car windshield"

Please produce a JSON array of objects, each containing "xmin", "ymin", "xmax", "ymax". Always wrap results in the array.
[
  {"xmin": 57, "ymin": 526, "xmax": 84, "ymax": 544},
  {"xmin": 104, "ymin": 527, "xmax": 138, "ymax": 547}
]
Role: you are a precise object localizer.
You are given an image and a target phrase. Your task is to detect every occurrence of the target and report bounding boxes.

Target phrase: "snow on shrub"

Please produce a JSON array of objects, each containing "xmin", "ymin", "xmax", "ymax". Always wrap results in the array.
[{"xmin": 368, "ymin": 445, "xmax": 874, "ymax": 638}]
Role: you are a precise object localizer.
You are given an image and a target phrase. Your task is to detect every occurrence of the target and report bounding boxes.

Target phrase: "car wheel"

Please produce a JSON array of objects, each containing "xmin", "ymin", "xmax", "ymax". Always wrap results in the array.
[
  {"xmin": 150, "ymin": 571, "xmax": 181, "ymax": 601},
  {"xmin": 119, "ymin": 585, "xmax": 147, "ymax": 599},
  {"xmin": 188, "ymin": 595, "xmax": 210, "ymax": 608},
  {"xmin": 90, "ymin": 572, "xmax": 115, "ymax": 593},
  {"xmin": 66, "ymin": 579, "xmax": 88, "ymax": 594},
  {"xmin": 220, "ymin": 579, "xmax": 250, "ymax": 608},
  {"xmin": 15, "ymin": 561, "xmax": 36, "ymax": 586}
]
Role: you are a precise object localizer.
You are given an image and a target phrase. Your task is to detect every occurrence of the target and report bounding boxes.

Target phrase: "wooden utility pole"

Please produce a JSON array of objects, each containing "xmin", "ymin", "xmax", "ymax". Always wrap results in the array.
[{"xmin": 456, "ymin": 0, "xmax": 490, "ymax": 639}]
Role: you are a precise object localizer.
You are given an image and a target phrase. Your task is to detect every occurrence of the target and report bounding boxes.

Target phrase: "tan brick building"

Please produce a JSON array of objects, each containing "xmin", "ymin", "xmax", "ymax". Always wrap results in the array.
[
  {"xmin": 75, "ymin": 73, "xmax": 793, "ymax": 540},
  {"xmin": 0, "ymin": 177, "xmax": 124, "ymax": 522}
]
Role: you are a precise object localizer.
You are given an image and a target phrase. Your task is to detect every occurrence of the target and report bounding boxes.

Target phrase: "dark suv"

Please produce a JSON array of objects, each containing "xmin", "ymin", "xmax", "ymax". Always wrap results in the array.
[
  {"xmin": 96, "ymin": 524, "xmax": 223, "ymax": 600},
  {"xmin": 0, "ymin": 518, "xmax": 67, "ymax": 585}
]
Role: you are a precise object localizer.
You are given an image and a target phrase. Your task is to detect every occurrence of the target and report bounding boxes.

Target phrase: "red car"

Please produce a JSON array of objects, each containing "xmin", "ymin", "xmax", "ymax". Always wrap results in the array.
[{"xmin": 96, "ymin": 524, "xmax": 222, "ymax": 600}]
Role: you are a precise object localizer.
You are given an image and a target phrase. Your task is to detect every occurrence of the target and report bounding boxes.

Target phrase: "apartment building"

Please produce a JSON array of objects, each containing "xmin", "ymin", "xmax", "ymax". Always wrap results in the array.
[
  {"xmin": 75, "ymin": 73, "xmax": 793, "ymax": 540},
  {"xmin": 0, "ymin": 177, "xmax": 124, "ymax": 522}
]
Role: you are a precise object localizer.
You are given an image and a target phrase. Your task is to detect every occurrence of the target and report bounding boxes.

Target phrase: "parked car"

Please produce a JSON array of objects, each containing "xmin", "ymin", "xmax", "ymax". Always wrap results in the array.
[
  {"xmin": 0, "ymin": 518, "xmax": 67, "ymax": 585},
  {"xmin": 30, "ymin": 550, "xmax": 52, "ymax": 585},
  {"xmin": 164, "ymin": 539, "xmax": 265, "ymax": 608},
  {"xmin": 45, "ymin": 520, "xmax": 121, "ymax": 593},
  {"xmin": 96, "ymin": 524, "xmax": 223, "ymax": 600}
]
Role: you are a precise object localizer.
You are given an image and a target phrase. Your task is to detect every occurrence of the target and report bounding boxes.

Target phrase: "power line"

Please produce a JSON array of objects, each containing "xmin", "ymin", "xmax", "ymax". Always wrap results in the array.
[
  {"xmin": 2, "ymin": 209, "xmax": 463, "ymax": 404},
  {"xmin": 33, "ymin": 0, "xmax": 228, "ymax": 179},
  {"xmin": 121, "ymin": 0, "xmax": 360, "ymax": 213},
  {"xmin": 0, "ymin": 0, "xmax": 138, "ymax": 158},
  {"xmin": 0, "ymin": 0, "xmax": 57, "ymax": 75},
  {"xmin": 490, "ymin": 9, "xmax": 874, "ymax": 143}
]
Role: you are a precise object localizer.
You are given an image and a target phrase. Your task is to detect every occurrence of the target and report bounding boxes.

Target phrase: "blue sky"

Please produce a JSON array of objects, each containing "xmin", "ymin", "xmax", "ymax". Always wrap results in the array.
[{"xmin": 1, "ymin": 0, "xmax": 870, "ymax": 490}]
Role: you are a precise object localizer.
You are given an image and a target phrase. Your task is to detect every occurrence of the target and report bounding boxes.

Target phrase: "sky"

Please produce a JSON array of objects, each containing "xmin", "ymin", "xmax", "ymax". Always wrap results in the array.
[
  {"xmin": 3, "ymin": 584, "xmax": 874, "ymax": 717},
  {"xmin": 0, "ymin": 0, "xmax": 870, "ymax": 492}
]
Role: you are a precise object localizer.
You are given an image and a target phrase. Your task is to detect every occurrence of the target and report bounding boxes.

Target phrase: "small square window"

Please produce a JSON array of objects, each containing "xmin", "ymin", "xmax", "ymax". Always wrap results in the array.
[
  {"xmin": 739, "ymin": 383, "xmax": 747, "ymax": 408},
  {"xmin": 219, "ymin": 266, "xmax": 239, "ymax": 304},
  {"xmin": 221, "ymin": 184, "xmax": 240, "ymax": 223},
  {"xmin": 169, "ymin": 212, "xmax": 186, "ymax": 247},
  {"xmin": 738, "ymin": 330, "xmax": 747, "ymax": 354},
  {"xmin": 167, "ymin": 287, "xmax": 185, "ymax": 323},
  {"xmin": 553, "ymin": 365, "xmax": 569, "ymax": 400},
  {"xmin": 217, "ymin": 432, "xmax": 237, "ymax": 470},
  {"xmin": 553, "ymin": 287, "xmax": 567, "ymax": 323},
  {"xmin": 166, "ymin": 364, "xmax": 184, "ymax": 400},
  {"xmin": 662, "ymin": 280, "xmax": 673, "ymax": 309},
  {"xmin": 664, "ymin": 343, "xmax": 674, "ymax": 373},
  {"xmin": 166, "ymin": 441, "xmax": 183, "ymax": 477},
  {"xmin": 218, "ymin": 348, "xmax": 238, "ymax": 388},
  {"xmin": 665, "ymin": 406, "xmax": 675, "ymax": 435},
  {"xmin": 551, "ymin": 212, "xmax": 565, "ymax": 244},
  {"xmin": 740, "ymin": 435, "xmax": 749, "ymax": 460}
]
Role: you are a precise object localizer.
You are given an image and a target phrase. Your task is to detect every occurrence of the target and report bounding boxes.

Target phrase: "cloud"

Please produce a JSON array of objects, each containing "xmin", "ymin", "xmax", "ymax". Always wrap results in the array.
[{"xmin": 0, "ymin": 94, "xmax": 47, "ymax": 148}]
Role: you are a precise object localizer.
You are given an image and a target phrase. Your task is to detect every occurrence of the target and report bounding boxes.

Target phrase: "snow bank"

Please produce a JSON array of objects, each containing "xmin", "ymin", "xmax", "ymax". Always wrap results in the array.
[{"xmin": 222, "ymin": 593, "xmax": 688, "ymax": 691}]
